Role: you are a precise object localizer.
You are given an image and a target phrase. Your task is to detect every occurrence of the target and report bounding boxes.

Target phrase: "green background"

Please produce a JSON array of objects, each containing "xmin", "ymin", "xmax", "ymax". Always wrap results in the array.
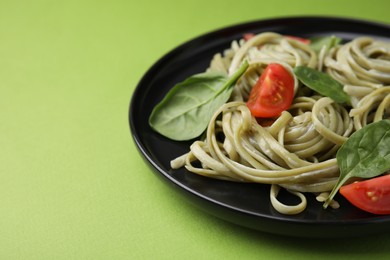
[{"xmin": 0, "ymin": 0, "xmax": 389, "ymax": 259}]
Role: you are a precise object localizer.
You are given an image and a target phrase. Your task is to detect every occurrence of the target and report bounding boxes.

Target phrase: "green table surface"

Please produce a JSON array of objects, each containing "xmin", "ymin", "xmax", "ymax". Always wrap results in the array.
[{"xmin": 1, "ymin": 0, "xmax": 389, "ymax": 259}]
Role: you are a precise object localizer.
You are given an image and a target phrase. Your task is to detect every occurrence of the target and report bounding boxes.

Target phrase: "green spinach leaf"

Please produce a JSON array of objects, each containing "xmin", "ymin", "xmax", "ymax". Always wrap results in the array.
[
  {"xmin": 324, "ymin": 120, "xmax": 390, "ymax": 208},
  {"xmin": 310, "ymin": 35, "xmax": 342, "ymax": 53},
  {"xmin": 293, "ymin": 66, "xmax": 351, "ymax": 104},
  {"xmin": 149, "ymin": 61, "xmax": 248, "ymax": 141}
]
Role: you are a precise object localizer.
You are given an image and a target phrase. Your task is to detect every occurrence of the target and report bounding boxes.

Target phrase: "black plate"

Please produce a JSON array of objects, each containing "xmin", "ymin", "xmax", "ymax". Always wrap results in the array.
[{"xmin": 129, "ymin": 16, "xmax": 390, "ymax": 238}]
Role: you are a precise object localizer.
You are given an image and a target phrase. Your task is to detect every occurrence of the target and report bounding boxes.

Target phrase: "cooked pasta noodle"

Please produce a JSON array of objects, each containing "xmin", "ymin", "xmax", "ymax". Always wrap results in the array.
[{"xmin": 170, "ymin": 32, "xmax": 390, "ymax": 215}]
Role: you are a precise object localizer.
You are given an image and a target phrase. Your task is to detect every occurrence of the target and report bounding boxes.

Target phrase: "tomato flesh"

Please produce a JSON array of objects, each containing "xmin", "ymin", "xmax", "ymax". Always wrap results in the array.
[
  {"xmin": 284, "ymin": 35, "xmax": 311, "ymax": 44},
  {"xmin": 246, "ymin": 63, "xmax": 294, "ymax": 118},
  {"xmin": 243, "ymin": 33, "xmax": 310, "ymax": 44},
  {"xmin": 243, "ymin": 33, "xmax": 255, "ymax": 41},
  {"xmin": 340, "ymin": 174, "xmax": 390, "ymax": 215}
]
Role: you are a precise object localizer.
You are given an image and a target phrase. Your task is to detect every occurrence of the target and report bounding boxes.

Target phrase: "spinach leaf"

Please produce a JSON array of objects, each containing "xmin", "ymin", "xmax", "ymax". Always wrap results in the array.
[
  {"xmin": 149, "ymin": 61, "xmax": 248, "ymax": 141},
  {"xmin": 310, "ymin": 35, "xmax": 342, "ymax": 53},
  {"xmin": 323, "ymin": 120, "xmax": 390, "ymax": 208},
  {"xmin": 293, "ymin": 66, "xmax": 351, "ymax": 104}
]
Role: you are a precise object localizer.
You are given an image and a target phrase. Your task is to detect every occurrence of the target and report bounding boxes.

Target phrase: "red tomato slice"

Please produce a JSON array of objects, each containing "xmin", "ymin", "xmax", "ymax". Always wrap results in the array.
[
  {"xmin": 285, "ymin": 35, "xmax": 311, "ymax": 44},
  {"xmin": 243, "ymin": 33, "xmax": 255, "ymax": 41},
  {"xmin": 246, "ymin": 63, "xmax": 294, "ymax": 118},
  {"xmin": 242, "ymin": 33, "xmax": 310, "ymax": 44},
  {"xmin": 340, "ymin": 174, "xmax": 390, "ymax": 215}
]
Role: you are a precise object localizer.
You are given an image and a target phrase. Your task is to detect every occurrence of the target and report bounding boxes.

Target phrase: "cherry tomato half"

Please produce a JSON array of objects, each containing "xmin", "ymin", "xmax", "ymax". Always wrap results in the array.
[
  {"xmin": 340, "ymin": 174, "xmax": 390, "ymax": 215},
  {"xmin": 243, "ymin": 33, "xmax": 255, "ymax": 41},
  {"xmin": 284, "ymin": 35, "xmax": 311, "ymax": 44},
  {"xmin": 243, "ymin": 33, "xmax": 310, "ymax": 44},
  {"xmin": 246, "ymin": 63, "xmax": 295, "ymax": 118}
]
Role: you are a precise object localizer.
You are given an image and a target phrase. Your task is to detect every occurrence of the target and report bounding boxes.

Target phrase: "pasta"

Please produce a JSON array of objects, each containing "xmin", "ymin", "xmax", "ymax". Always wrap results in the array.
[{"xmin": 170, "ymin": 32, "xmax": 390, "ymax": 215}]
